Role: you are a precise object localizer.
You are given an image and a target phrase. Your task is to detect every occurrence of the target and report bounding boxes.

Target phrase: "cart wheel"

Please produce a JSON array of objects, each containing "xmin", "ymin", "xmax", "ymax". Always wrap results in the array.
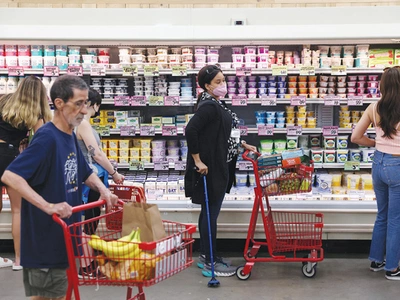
[
  {"xmin": 236, "ymin": 266, "xmax": 251, "ymax": 280},
  {"xmin": 302, "ymin": 264, "xmax": 317, "ymax": 278}
]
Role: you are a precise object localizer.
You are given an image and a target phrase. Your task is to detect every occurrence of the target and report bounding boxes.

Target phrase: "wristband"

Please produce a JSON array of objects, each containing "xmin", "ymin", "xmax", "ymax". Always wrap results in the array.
[{"xmin": 110, "ymin": 168, "xmax": 117, "ymax": 176}]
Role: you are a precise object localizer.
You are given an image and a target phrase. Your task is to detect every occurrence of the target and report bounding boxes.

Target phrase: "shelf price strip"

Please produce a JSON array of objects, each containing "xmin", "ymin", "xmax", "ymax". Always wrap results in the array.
[
  {"xmin": 140, "ymin": 125, "xmax": 155, "ymax": 136},
  {"xmin": 238, "ymin": 125, "xmax": 248, "ymax": 136},
  {"xmin": 8, "ymin": 66, "xmax": 24, "ymax": 76},
  {"xmin": 95, "ymin": 126, "xmax": 110, "ymax": 137},
  {"xmin": 148, "ymin": 96, "xmax": 164, "ymax": 106},
  {"xmin": 174, "ymin": 161, "xmax": 186, "ymax": 171},
  {"xmin": 324, "ymin": 95, "xmax": 341, "ymax": 106},
  {"xmin": 43, "ymin": 66, "xmax": 59, "ymax": 77},
  {"xmin": 164, "ymin": 96, "xmax": 180, "ymax": 106},
  {"xmin": 286, "ymin": 125, "xmax": 302, "ymax": 136},
  {"xmin": 322, "ymin": 126, "xmax": 339, "ymax": 136},
  {"xmin": 162, "ymin": 125, "xmax": 178, "ymax": 136},
  {"xmin": 144, "ymin": 65, "xmax": 159, "ymax": 77},
  {"xmin": 90, "ymin": 65, "xmax": 106, "ymax": 76},
  {"xmin": 272, "ymin": 65, "xmax": 288, "ymax": 76},
  {"xmin": 299, "ymin": 66, "xmax": 315, "ymax": 76},
  {"xmin": 347, "ymin": 95, "xmax": 363, "ymax": 106},
  {"xmin": 131, "ymin": 96, "xmax": 147, "ymax": 106},
  {"xmin": 172, "ymin": 65, "xmax": 187, "ymax": 76},
  {"xmin": 67, "ymin": 66, "xmax": 83, "ymax": 76},
  {"xmin": 129, "ymin": 160, "xmax": 144, "ymax": 171},
  {"xmin": 232, "ymin": 95, "xmax": 248, "ymax": 106},
  {"xmin": 344, "ymin": 161, "xmax": 360, "ymax": 171},
  {"xmin": 120, "ymin": 126, "xmax": 136, "ymax": 136},
  {"xmin": 114, "ymin": 96, "xmax": 131, "ymax": 106},
  {"xmin": 290, "ymin": 95, "xmax": 306, "ymax": 106},
  {"xmin": 258, "ymin": 124, "xmax": 274, "ymax": 136},
  {"xmin": 238, "ymin": 161, "xmax": 253, "ymax": 171},
  {"xmin": 154, "ymin": 161, "xmax": 169, "ymax": 171},
  {"xmin": 122, "ymin": 66, "xmax": 138, "ymax": 76},
  {"xmin": 236, "ymin": 67, "xmax": 252, "ymax": 77},
  {"xmin": 331, "ymin": 66, "xmax": 347, "ymax": 76},
  {"xmin": 261, "ymin": 94, "xmax": 277, "ymax": 106}
]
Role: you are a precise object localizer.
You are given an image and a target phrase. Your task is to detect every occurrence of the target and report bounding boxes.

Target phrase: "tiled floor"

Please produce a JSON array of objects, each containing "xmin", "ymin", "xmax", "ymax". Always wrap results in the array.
[{"xmin": 0, "ymin": 253, "xmax": 398, "ymax": 300}]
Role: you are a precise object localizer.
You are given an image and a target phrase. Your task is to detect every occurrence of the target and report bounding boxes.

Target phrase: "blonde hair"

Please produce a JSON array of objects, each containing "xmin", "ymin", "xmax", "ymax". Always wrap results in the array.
[{"xmin": 0, "ymin": 76, "xmax": 52, "ymax": 129}]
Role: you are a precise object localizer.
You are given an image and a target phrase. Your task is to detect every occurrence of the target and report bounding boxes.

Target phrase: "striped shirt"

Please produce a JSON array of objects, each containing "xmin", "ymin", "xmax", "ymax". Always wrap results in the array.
[{"xmin": 373, "ymin": 103, "xmax": 400, "ymax": 154}]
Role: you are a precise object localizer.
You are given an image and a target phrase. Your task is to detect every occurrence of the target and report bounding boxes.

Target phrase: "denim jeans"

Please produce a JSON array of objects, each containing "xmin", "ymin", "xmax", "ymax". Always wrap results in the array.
[{"xmin": 369, "ymin": 150, "xmax": 400, "ymax": 270}]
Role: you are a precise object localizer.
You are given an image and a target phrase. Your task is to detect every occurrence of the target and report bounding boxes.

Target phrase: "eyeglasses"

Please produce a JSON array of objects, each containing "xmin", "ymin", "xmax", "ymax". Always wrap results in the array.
[{"xmin": 205, "ymin": 65, "xmax": 221, "ymax": 75}]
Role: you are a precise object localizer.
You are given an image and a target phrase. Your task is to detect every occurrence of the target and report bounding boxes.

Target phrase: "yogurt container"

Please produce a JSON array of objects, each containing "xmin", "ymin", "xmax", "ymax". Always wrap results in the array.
[
  {"xmin": 311, "ymin": 149, "xmax": 323, "ymax": 163},
  {"xmin": 31, "ymin": 56, "xmax": 43, "ymax": 69},
  {"xmin": 350, "ymin": 149, "xmax": 362, "ymax": 162},
  {"xmin": 362, "ymin": 148, "xmax": 375, "ymax": 162},
  {"xmin": 324, "ymin": 150, "xmax": 336, "ymax": 163},
  {"xmin": 324, "ymin": 136, "xmax": 336, "ymax": 149},
  {"xmin": 336, "ymin": 149, "xmax": 349, "ymax": 163},
  {"xmin": 260, "ymin": 139, "xmax": 274, "ymax": 150},
  {"xmin": 31, "ymin": 45, "xmax": 43, "ymax": 56},
  {"xmin": 56, "ymin": 45, "xmax": 68, "ymax": 56},
  {"xmin": 286, "ymin": 136, "xmax": 298, "ymax": 149},
  {"xmin": 336, "ymin": 135, "xmax": 349, "ymax": 149}
]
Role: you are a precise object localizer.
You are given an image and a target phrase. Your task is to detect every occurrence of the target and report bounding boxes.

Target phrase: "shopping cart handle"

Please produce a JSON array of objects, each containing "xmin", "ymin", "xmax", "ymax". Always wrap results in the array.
[{"xmin": 242, "ymin": 150, "xmax": 260, "ymax": 162}]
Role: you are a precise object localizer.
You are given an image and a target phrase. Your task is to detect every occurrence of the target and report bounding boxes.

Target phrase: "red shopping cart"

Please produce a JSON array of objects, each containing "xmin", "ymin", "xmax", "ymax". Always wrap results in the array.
[
  {"xmin": 53, "ymin": 200, "xmax": 195, "ymax": 300},
  {"xmin": 236, "ymin": 151, "xmax": 324, "ymax": 280}
]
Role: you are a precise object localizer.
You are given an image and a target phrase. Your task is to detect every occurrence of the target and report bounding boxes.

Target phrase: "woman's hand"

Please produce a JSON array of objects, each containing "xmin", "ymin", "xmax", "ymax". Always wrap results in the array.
[
  {"xmin": 241, "ymin": 141, "xmax": 257, "ymax": 152},
  {"xmin": 112, "ymin": 172, "xmax": 125, "ymax": 184},
  {"xmin": 19, "ymin": 138, "xmax": 28, "ymax": 153},
  {"xmin": 195, "ymin": 161, "xmax": 208, "ymax": 175}
]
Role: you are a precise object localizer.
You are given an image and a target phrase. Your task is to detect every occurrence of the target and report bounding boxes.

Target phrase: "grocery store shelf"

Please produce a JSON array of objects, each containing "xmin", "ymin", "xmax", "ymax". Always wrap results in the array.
[
  {"xmin": 102, "ymin": 97, "xmax": 195, "ymax": 106},
  {"xmin": 0, "ymin": 67, "xmax": 384, "ymax": 76},
  {"xmin": 313, "ymin": 163, "xmax": 372, "ymax": 169}
]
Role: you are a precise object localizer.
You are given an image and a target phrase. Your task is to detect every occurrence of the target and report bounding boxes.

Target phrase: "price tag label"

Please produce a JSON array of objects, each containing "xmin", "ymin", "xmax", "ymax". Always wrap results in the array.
[
  {"xmin": 258, "ymin": 124, "xmax": 274, "ymax": 136},
  {"xmin": 129, "ymin": 160, "xmax": 144, "ymax": 171},
  {"xmin": 287, "ymin": 125, "xmax": 302, "ymax": 136},
  {"xmin": 238, "ymin": 161, "xmax": 253, "ymax": 171},
  {"xmin": 144, "ymin": 65, "xmax": 159, "ymax": 77},
  {"xmin": 96, "ymin": 126, "xmax": 110, "ymax": 137},
  {"xmin": 164, "ymin": 96, "xmax": 180, "ymax": 106},
  {"xmin": 67, "ymin": 66, "xmax": 83, "ymax": 76},
  {"xmin": 344, "ymin": 161, "xmax": 360, "ymax": 171},
  {"xmin": 261, "ymin": 94, "xmax": 277, "ymax": 106},
  {"xmin": 174, "ymin": 161, "xmax": 186, "ymax": 171},
  {"xmin": 162, "ymin": 125, "xmax": 177, "ymax": 136},
  {"xmin": 272, "ymin": 65, "xmax": 288, "ymax": 76},
  {"xmin": 131, "ymin": 96, "xmax": 147, "ymax": 106},
  {"xmin": 331, "ymin": 65, "xmax": 347, "ymax": 76},
  {"xmin": 324, "ymin": 95, "xmax": 341, "ymax": 106},
  {"xmin": 148, "ymin": 96, "xmax": 164, "ymax": 106},
  {"xmin": 172, "ymin": 65, "xmax": 187, "ymax": 76},
  {"xmin": 236, "ymin": 67, "xmax": 252, "ymax": 77},
  {"xmin": 154, "ymin": 161, "xmax": 169, "ymax": 171},
  {"xmin": 232, "ymin": 95, "xmax": 248, "ymax": 106},
  {"xmin": 299, "ymin": 66, "xmax": 315, "ymax": 76},
  {"xmin": 290, "ymin": 95, "xmax": 307, "ymax": 106},
  {"xmin": 90, "ymin": 65, "xmax": 106, "ymax": 76},
  {"xmin": 114, "ymin": 96, "xmax": 131, "ymax": 106},
  {"xmin": 8, "ymin": 66, "xmax": 24, "ymax": 76},
  {"xmin": 122, "ymin": 66, "xmax": 138, "ymax": 76},
  {"xmin": 323, "ymin": 126, "xmax": 339, "ymax": 136},
  {"xmin": 120, "ymin": 126, "xmax": 136, "ymax": 136},
  {"xmin": 140, "ymin": 125, "xmax": 155, "ymax": 136},
  {"xmin": 238, "ymin": 125, "xmax": 248, "ymax": 136},
  {"xmin": 347, "ymin": 95, "xmax": 363, "ymax": 106},
  {"xmin": 43, "ymin": 66, "xmax": 59, "ymax": 76}
]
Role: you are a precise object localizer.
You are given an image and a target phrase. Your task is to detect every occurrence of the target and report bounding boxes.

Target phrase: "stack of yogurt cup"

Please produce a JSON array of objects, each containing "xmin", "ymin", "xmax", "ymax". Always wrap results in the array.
[
  {"xmin": 168, "ymin": 80, "xmax": 181, "ymax": 97},
  {"xmin": 180, "ymin": 78, "xmax": 192, "ymax": 98},
  {"xmin": 115, "ymin": 78, "xmax": 128, "ymax": 97},
  {"xmin": 133, "ymin": 76, "xmax": 144, "ymax": 97},
  {"xmin": 302, "ymin": 46, "xmax": 320, "ymax": 68},
  {"xmin": 103, "ymin": 78, "xmax": 117, "ymax": 99},
  {"xmin": 166, "ymin": 140, "xmax": 180, "ymax": 163},
  {"xmin": 355, "ymin": 45, "xmax": 369, "ymax": 68},
  {"xmin": 144, "ymin": 76, "xmax": 154, "ymax": 98},
  {"xmin": 68, "ymin": 46, "xmax": 81, "ymax": 67},
  {"xmin": 194, "ymin": 46, "xmax": 207, "ymax": 69},
  {"xmin": 154, "ymin": 76, "xmax": 168, "ymax": 97},
  {"xmin": 30, "ymin": 45, "xmax": 43, "ymax": 69},
  {"xmin": 267, "ymin": 75, "xmax": 286, "ymax": 98},
  {"xmin": 97, "ymin": 48, "xmax": 110, "ymax": 67},
  {"xmin": 151, "ymin": 140, "xmax": 166, "ymax": 163}
]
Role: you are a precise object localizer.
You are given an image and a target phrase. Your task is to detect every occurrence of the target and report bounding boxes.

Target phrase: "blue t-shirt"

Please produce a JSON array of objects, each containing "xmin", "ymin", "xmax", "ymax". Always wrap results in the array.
[{"xmin": 7, "ymin": 122, "xmax": 92, "ymax": 269}]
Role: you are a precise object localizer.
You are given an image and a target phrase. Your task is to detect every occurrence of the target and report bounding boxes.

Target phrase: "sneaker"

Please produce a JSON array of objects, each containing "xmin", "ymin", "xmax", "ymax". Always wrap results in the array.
[
  {"xmin": 385, "ymin": 267, "xmax": 400, "ymax": 280},
  {"xmin": 197, "ymin": 254, "xmax": 232, "ymax": 269},
  {"xmin": 370, "ymin": 260, "xmax": 386, "ymax": 272},
  {"xmin": 78, "ymin": 266, "xmax": 94, "ymax": 279},
  {"xmin": 201, "ymin": 262, "xmax": 236, "ymax": 277}
]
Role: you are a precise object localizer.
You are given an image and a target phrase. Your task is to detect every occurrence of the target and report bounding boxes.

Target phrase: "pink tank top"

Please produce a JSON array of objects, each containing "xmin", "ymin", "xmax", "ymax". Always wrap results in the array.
[{"xmin": 373, "ymin": 103, "xmax": 400, "ymax": 154}]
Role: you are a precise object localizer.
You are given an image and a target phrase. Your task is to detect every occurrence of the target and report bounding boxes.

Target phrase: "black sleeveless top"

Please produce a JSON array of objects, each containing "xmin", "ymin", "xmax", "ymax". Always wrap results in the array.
[{"xmin": 0, "ymin": 114, "xmax": 28, "ymax": 147}]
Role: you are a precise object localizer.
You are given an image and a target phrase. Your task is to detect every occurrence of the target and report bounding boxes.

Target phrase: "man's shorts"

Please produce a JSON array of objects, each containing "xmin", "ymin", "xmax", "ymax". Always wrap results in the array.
[{"xmin": 23, "ymin": 268, "xmax": 68, "ymax": 298}]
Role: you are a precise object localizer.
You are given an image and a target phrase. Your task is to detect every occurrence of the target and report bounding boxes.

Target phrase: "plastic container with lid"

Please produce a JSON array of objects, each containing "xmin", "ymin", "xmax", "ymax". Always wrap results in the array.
[
  {"xmin": 336, "ymin": 149, "xmax": 349, "ymax": 163},
  {"xmin": 324, "ymin": 136, "xmax": 336, "ymax": 149},
  {"xmin": 331, "ymin": 172, "xmax": 342, "ymax": 187},
  {"xmin": 311, "ymin": 149, "xmax": 323, "ymax": 163},
  {"xmin": 347, "ymin": 174, "xmax": 361, "ymax": 190},
  {"xmin": 361, "ymin": 174, "xmax": 373, "ymax": 190},
  {"xmin": 362, "ymin": 148, "xmax": 375, "ymax": 162},
  {"xmin": 350, "ymin": 149, "xmax": 362, "ymax": 162},
  {"xmin": 336, "ymin": 135, "xmax": 349, "ymax": 149},
  {"xmin": 6, "ymin": 77, "xmax": 18, "ymax": 94},
  {"xmin": 286, "ymin": 136, "xmax": 298, "ymax": 149},
  {"xmin": 0, "ymin": 77, "xmax": 7, "ymax": 94},
  {"xmin": 324, "ymin": 150, "xmax": 336, "ymax": 163},
  {"xmin": 260, "ymin": 139, "xmax": 274, "ymax": 150}
]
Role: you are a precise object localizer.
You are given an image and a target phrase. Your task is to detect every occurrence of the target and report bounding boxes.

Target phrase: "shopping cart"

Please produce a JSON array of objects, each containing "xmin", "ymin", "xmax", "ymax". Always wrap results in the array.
[
  {"xmin": 53, "ymin": 199, "xmax": 195, "ymax": 300},
  {"xmin": 236, "ymin": 150, "xmax": 324, "ymax": 280}
]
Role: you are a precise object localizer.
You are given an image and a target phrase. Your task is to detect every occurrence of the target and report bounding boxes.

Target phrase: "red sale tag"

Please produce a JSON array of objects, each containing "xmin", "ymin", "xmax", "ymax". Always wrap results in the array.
[
  {"xmin": 43, "ymin": 66, "xmax": 59, "ymax": 76},
  {"xmin": 258, "ymin": 124, "xmax": 274, "ymax": 136},
  {"xmin": 232, "ymin": 96, "xmax": 248, "ymax": 106}
]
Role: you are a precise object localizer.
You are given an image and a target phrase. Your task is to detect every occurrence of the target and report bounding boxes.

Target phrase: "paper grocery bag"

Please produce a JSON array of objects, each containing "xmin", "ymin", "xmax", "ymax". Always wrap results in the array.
[{"xmin": 121, "ymin": 202, "xmax": 167, "ymax": 242}]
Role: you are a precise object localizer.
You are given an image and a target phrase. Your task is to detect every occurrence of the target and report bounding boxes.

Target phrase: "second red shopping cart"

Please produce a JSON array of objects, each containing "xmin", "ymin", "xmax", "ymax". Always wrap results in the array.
[{"xmin": 236, "ymin": 151, "xmax": 324, "ymax": 280}]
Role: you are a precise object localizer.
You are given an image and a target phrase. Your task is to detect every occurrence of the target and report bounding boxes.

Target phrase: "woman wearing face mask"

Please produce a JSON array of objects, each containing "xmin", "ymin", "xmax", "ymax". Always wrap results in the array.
[
  {"xmin": 75, "ymin": 88, "xmax": 124, "ymax": 277},
  {"xmin": 185, "ymin": 65, "xmax": 256, "ymax": 277}
]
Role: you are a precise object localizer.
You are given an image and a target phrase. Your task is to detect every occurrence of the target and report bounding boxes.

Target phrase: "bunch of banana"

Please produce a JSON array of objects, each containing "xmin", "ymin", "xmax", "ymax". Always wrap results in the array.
[{"xmin": 88, "ymin": 228, "xmax": 141, "ymax": 262}]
